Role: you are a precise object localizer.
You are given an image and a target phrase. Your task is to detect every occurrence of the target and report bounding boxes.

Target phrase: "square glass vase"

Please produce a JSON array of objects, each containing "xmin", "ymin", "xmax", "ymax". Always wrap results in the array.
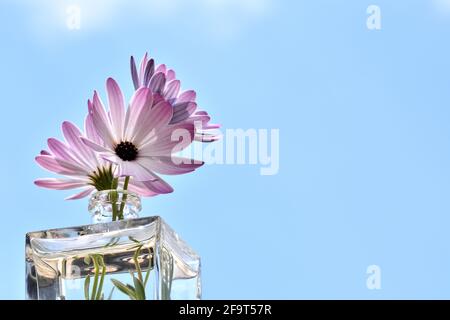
[{"xmin": 26, "ymin": 207, "xmax": 201, "ymax": 300}]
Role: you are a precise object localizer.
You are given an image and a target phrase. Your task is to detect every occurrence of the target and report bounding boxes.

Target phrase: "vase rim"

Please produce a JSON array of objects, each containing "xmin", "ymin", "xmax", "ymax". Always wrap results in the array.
[
  {"xmin": 89, "ymin": 189, "xmax": 140, "ymax": 199},
  {"xmin": 88, "ymin": 189, "xmax": 142, "ymax": 223}
]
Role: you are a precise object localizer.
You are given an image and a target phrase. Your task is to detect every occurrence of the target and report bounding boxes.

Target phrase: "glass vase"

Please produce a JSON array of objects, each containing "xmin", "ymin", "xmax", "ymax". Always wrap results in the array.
[{"xmin": 25, "ymin": 190, "xmax": 201, "ymax": 300}]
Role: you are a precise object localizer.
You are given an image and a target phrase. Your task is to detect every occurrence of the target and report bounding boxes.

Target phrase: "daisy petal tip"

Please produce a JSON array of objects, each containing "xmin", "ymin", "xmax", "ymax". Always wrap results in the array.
[
  {"xmin": 47, "ymin": 137, "xmax": 56, "ymax": 144},
  {"xmin": 158, "ymin": 181, "xmax": 174, "ymax": 194},
  {"xmin": 156, "ymin": 184, "xmax": 174, "ymax": 194},
  {"xmin": 167, "ymin": 184, "xmax": 175, "ymax": 193},
  {"xmin": 106, "ymin": 77, "xmax": 118, "ymax": 86},
  {"xmin": 61, "ymin": 121, "xmax": 78, "ymax": 132},
  {"xmin": 40, "ymin": 150, "xmax": 51, "ymax": 156}
]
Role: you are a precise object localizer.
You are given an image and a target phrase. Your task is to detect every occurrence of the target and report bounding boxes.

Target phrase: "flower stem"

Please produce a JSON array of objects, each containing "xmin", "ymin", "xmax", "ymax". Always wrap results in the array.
[
  {"xmin": 90, "ymin": 255, "xmax": 100, "ymax": 300},
  {"xmin": 118, "ymin": 176, "xmax": 130, "ymax": 220},
  {"xmin": 110, "ymin": 178, "xmax": 119, "ymax": 221},
  {"xmin": 96, "ymin": 256, "xmax": 106, "ymax": 300}
]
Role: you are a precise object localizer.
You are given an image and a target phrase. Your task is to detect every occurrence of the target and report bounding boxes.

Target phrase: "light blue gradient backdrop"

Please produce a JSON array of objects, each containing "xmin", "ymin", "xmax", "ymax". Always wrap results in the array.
[{"xmin": 1, "ymin": 0, "xmax": 450, "ymax": 299}]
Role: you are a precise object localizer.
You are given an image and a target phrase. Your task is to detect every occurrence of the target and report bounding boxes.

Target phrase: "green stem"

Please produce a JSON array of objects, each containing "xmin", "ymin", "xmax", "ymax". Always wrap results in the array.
[
  {"xmin": 143, "ymin": 247, "xmax": 153, "ymax": 287},
  {"xmin": 84, "ymin": 275, "xmax": 90, "ymax": 300},
  {"xmin": 133, "ymin": 245, "xmax": 143, "ymax": 283},
  {"xmin": 118, "ymin": 176, "xmax": 130, "ymax": 220},
  {"xmin": 96, "ymin": 256, "xmax": 106, "ymax": 300},
  {"xmin": 110, "ymin": 178, "xmax": 119, "ymax": 221},
  {"xmin": 90, "ymin": 256, "xmax": 100, "ymax": 300}
]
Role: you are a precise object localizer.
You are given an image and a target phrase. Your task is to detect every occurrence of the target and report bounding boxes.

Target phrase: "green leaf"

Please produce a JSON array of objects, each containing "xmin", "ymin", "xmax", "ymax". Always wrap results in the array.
[
  {"xmin": 84, "ymin": 256, "xmax": 91, "ymax": 265},
  {"xmin": 111, "ymin": 279, "xmax": 137, "ymax": 300},
  {"xmin": 84, "ymin": 275, "xmax": 90, "ymax": 300},
  {"xmin": 144, "ymin": 266, "xmax": 151, "ymax": 288},
  {"xmin": 133, "ymin": 275, "xmax": 146, "ymax": 300},
  {"xmin": 126, "ymin": 284, "xmax": 136, "ymax": 291}
]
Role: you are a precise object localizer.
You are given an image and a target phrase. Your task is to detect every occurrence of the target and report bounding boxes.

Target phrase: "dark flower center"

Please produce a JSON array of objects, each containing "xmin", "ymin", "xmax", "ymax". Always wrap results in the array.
[{"xmin": 115, "ymin": 141, "xmax": 138, "ymax": 161}]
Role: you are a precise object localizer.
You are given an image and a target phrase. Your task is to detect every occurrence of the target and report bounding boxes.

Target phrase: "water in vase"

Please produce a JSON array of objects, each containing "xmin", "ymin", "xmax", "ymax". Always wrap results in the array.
[{"xmin": 26, "ymin": 216, "xmax": 201, "ymax": 300}]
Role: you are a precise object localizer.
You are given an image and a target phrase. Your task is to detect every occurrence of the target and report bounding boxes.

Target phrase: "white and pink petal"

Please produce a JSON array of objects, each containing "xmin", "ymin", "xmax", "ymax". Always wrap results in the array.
[
  {"xmin": 35, "ymin": 155, "xmax": 87, "ymax": 176},
  {"xmin": 127, "ymin": 180, "xmax": 159, "ymax": 197},
  {"xmin": 137, "ymin": 156, "xmax": 203, "ymax": 175},
  {"xmin": 65, "ymin": 187, "xmax": 95, "ymax": 200},
  {"xmin": 106, "ymin": 78, "xmax": 125, "ymax": 140},
  {"xmin": 141, "ymin": 175, "xmax": 173, "ymax": 194},
  {"xmin": 91, "ymin": 92, "xmax": 116, "ymax": 148},
  {"xmin": 34, "ymin": 178, "xmax": 88, "ymax": 190}
]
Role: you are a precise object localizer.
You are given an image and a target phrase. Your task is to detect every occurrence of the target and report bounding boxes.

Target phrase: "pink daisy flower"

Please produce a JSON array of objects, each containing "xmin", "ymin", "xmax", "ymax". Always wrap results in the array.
[
  {"xmin": 35, "ymin": 121, "xmax": 158, "ymax": 200},
  {"xmin": 130, "ymin": 53, "xmax": 220, "ymax": 142},
  {"xmin": 80, "ymin": 78, "xmax": 204, "ymax": 194}
]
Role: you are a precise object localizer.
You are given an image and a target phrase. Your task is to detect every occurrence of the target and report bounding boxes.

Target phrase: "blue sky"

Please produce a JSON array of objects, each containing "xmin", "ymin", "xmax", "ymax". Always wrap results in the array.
[{"xmin": 1, "ymin": 0, "xmax": 450, "ymax": 299}]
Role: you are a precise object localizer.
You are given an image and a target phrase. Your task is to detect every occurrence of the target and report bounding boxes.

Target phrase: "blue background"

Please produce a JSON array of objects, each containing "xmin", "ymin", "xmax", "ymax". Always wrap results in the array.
[{"xmin": 1, "ymin": 0, "xmax": 450, "ymax": 299}]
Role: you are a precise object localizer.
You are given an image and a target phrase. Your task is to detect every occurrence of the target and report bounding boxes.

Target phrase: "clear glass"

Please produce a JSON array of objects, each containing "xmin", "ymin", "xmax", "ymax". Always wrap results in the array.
[
  {"xmin": 88, "ymin": 190, "xmax": 141, "ymax": 223},
  {"xmin": 25, "ymin": 191, "xmax": 201, "ymax": 300}
]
